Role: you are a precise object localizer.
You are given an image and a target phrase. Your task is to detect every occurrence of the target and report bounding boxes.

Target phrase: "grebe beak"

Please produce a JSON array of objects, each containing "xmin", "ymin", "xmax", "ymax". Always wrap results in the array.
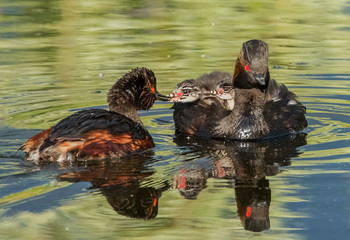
[
  {"xmin": 155, "ymin": 91, "xmax": 171, "ymax": 101},
  {"xmin": 254, "ymin": 74, "xmax": 265, "ymax": 85}
]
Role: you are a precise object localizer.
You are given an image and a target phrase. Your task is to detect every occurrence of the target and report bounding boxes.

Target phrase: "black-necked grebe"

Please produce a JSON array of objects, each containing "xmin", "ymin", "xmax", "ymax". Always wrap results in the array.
[
  {"xmin": 20, "ymin": 67, "xmax": 167, "ymax": 162},
  {"xmin": 170, "ymin": 40, "xmax": 307, "ymax": 140}
]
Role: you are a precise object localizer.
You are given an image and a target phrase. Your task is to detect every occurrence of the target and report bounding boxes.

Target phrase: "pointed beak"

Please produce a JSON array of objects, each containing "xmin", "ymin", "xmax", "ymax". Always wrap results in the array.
[
  {"xmin": 155, "ymin": 91, "xmax": 171, "ymax": 101},
  {"xmin": 254, "ymin": 74, "xmax": 266, "ymax": 85},
  {"xmin": 166, "ymin": 92, "xmax": 183, "ymax": 102}
]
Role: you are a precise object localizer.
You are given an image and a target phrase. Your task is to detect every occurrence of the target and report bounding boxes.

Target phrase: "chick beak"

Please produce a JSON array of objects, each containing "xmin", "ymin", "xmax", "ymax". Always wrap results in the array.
[{"xmin": 167, "ymin": 92, "xmax": 184, "ymax": 102}]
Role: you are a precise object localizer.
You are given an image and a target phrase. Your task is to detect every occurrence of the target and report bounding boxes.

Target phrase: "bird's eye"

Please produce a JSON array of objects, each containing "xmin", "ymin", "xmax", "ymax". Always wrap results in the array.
[
  {"xmin": 245, "ymin": 64, "xmax": 250, "ymax": 71},
  {"xmin": 183, "ymin": 89, "xmax": 189, "ymax": 94},
  {"xmin": 151, "ymin": 87, "xmax": 155, "ymax": 93}
]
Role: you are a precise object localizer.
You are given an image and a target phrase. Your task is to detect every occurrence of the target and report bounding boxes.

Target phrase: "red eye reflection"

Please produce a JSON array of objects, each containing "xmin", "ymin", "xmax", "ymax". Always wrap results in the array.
[{"xmin": 245, "ymin": 64, "xmax": 250, "ymax": 71}]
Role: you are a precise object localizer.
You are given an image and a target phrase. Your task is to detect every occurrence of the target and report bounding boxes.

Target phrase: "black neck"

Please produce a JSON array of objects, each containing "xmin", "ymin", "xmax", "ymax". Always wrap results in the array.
[{"xmin": 234, "ymin": 70, "xmax": 270, "ymax": 91}]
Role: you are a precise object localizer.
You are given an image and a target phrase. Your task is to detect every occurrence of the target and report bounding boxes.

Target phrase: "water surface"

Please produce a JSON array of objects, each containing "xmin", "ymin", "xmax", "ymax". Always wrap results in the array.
[{"xmin": 1, "ymin": 0, "xmax": 350, "ymax": 239}]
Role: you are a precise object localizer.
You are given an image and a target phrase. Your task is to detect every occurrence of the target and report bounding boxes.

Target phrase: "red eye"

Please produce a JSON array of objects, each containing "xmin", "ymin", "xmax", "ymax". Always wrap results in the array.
[
  {"xmin": 245, "ymin": 64, "xmax": 250, "ymax": 71},
  {"xmin": 246, "ymin": 207, "xmax": 251, "ymax": 217}
]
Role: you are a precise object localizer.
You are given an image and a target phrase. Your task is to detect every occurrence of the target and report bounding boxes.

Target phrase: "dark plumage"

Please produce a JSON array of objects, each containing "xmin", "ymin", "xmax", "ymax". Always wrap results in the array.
[
  {"xmin": 171, "ymin": 40, "xmax": 307, "ymax": 140},
  {"xmin": 213, "ymin": 40, "xmax": 307, "ymax": 140},
  {"xmin": 20, "ymin": 67, "xmax": 165, "ymax": 162},
  {"xmin": 170, "ymin": 71, "xmax": 235, "ymax": 137}
]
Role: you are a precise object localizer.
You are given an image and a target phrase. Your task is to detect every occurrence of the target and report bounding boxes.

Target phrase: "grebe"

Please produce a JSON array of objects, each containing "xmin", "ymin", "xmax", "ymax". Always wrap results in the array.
[
  {"xmin": 170, "ymin": 40, "xmax": 307, "ymax": 140},
  {"xmin": 20, "ymin": 67, "xmax": 168, "ymax": 162},
  {"xmin": 169, "ymin": 71, "xmax": 235, "ymax": 137}
]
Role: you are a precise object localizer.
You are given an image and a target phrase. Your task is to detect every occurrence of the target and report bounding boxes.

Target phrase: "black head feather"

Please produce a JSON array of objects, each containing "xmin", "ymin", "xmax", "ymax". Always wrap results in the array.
[
  {"xmin": 107, "ymin": 67, "xmax": 157, "ymax": 113},
  {"xmin": 233, "ymin": 40, "xmax": 270, "ymax": 90}
]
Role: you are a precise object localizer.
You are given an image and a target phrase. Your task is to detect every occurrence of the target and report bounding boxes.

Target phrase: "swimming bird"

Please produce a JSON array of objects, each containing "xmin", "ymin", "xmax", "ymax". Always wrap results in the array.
[
  {"xmin": 20, "ymin": 67, "xmax": 167, "ymax": 162},
  {"xmin": 170, "ymin": 40, "xmax": 307, "ymax": 140}
]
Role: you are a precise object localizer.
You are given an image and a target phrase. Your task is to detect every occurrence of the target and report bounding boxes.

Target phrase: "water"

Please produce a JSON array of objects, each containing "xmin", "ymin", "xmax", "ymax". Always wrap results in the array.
[{"xmin": 1, "ymin": 0, "xmax": 350, "ymax": 239}]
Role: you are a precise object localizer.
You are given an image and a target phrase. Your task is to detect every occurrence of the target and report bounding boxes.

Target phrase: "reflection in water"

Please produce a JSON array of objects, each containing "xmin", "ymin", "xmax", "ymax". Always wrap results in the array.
[
  {"xmin": 59, "ymin": 154, "xmax": 169, "ymax": 220},
  {"xmin": 173, "ymin": 134, "xmax": 307, "ymax": 232},
  {"xmin": 58, "ymin": 134, "xmax": 306, "ymax": 231},
  {"xmin": 101, "ymin": 183, "xmax": 163, "ymax": 220},
  {"xmin": 174, "ymin": 167, "xmax": 208, "ymax": 200},
  {"xmin": 235, "ymin": 179, "xmax": 271, "ymax": 232},
  {"xmin": 0, "ymin": 0, "xmax": 349, "ymax": 238}
]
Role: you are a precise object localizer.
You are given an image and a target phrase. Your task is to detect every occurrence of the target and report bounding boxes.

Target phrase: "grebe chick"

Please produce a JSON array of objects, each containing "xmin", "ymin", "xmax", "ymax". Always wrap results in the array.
[
  {"xmin": 20, "ymin": 67, "xmax": 167, "ymax": 162},
  {"xmin": 168, "ymin": 79, "xmax": 199, "ymax": 103},
  {"xmin": 214, "ymin": 79, "xmax": 235, "ymax": 103},
  {"xmin": 170, "ymin": 71, "xmax": 235, "ymax": 137}
]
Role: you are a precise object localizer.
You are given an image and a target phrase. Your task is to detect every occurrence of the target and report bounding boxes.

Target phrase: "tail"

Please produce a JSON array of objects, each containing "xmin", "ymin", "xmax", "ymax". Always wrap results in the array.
[{"xmin": 19, "ymin": 127, "xmax": 53, "ymax": 160}]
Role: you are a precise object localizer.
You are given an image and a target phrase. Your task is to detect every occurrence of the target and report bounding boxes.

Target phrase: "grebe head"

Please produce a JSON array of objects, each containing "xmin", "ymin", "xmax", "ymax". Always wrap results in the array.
[
  {"xmin": 168, "ymin": 80, "xmax": 199, "ymax": 103},
  {"xmin": 168, "ymin": 79, "xmax": 218, "ymax": 103},
  {"xmin": 233, "ymin": 40, "xmax": 270, "ymax": 90},
  {"xmin": 107, "ymin": 67, "xmax": 167, "ymax": 113},
  {"xmin": 214, "ymin": 79, "xmax": 235, "ymax": 100}
]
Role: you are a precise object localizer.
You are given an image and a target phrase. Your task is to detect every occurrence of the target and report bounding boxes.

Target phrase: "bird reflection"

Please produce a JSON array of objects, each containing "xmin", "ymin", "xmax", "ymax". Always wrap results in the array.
[
  {"xmin": 56, "ymin": 133, "xmax": 306, "ymax": 230},
  {"xmin": 235, "ymin": 179, "xmax": 271, "ymax": 232},
  {"xmin": 174, "ymin": 167, "xmax": 209, "ymax": 200},
  {"xmin": 173, "ymin": 133, "xmax": 307, "ymax": 232},
  {"xmin": 58, "ymin": 154, "xmax": 169, "ymax": 220}
]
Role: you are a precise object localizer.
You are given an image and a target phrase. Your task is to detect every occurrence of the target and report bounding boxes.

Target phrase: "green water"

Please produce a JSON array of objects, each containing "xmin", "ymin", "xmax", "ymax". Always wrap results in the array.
[{"xmin": 1, "ymin": 0, "xmax": 350, "ymax": 239}]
